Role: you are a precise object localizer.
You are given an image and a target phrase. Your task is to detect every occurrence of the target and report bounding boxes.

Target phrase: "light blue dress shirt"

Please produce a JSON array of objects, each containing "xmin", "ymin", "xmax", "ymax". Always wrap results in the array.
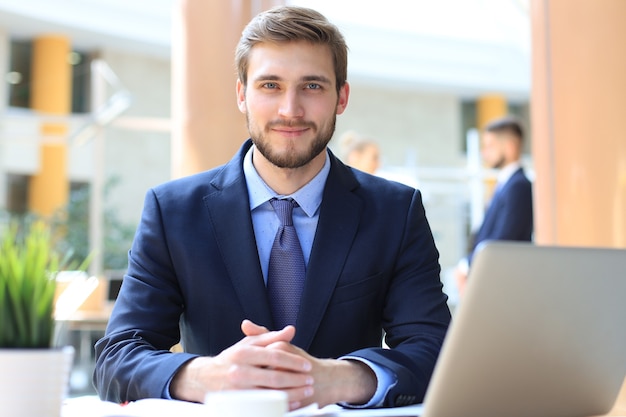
[
  {"xmin": 243, "ymin": 146, "xmax": 327, "ymax": 283},
  {"xmin": 243, "ymin": 145, "xmax": 395, "ymax": 408}
]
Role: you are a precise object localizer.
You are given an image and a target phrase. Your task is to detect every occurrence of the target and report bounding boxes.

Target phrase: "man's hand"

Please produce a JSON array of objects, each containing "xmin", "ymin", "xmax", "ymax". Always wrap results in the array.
[
  {"xmin": 243, "ymin": 321, "xmax": 377, "ymax": 410},
  {"xmin": 170, "ymin": 320, "xmax": 314, "ymax": 406},
  {"xmin": 264, "ymin": 341, "xmax": 377, "ymax": 409}
]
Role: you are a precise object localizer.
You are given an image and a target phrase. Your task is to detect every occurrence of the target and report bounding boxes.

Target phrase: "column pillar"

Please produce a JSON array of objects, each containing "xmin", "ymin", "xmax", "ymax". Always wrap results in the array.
[
  {"xmin": 171, "ymin": 0, "xmax": 283, "ymax": 178},
  {"xmin": 531, "ymin": 2, "xmax": 626, "ymax": 411},
  {"xmin": 476, "ymin": 94, "xmax": 508, "ymax": 195},
  {"xmin": 28, "ymin": 35, "xmax": 71, "ymax": 217},
  {"xmin": 530, "ymin": 0, "xmax": 626, "ymax": 247},
  {"xmin": 476, "ymin": 94, "xmax": 507, "ymax": 130}
]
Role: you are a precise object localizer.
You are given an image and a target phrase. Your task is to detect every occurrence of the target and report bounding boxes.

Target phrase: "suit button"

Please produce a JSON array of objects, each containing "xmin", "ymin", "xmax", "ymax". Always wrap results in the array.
[
  {"xmin": 395, "ymin": 394, "xmax": 416, "ymax": 406},
  {"xmin": 395, "ymin": 394, "xmax": 407, "ymax": 406}
]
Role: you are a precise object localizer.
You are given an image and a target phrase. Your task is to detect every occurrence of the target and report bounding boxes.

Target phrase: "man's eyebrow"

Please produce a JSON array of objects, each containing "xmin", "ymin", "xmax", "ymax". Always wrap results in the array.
[
  {"xmin": 251, "ymin": 74, "xmax": 332, "ymax": 84},
  {"xmin": 252, "ymin": 74, "xmax": 281, "ymax": 83},
  {"xmin": 301, "ymin": 75, "xmax": 332, "ymax": 84}
]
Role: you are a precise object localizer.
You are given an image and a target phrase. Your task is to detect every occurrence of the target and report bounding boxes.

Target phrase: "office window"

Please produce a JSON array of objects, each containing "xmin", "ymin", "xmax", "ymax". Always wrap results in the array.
[
  {"xmin": 460, "ymin": 100, "xmax": 478, "ymax": 152},
  {"xmin": 7, "ymin": 40, "xmax": 31, "ymax": 109},
  {"xmin": 7, "ymin": 39, "xmax": 92, "ymax": 113},
  {"xmin": 5, "ymin": 174, "xmax": 29, "ymax": 214},
  {"xmin": 70, "ymin": 50, "xmax": 92, "ymax": 113}
]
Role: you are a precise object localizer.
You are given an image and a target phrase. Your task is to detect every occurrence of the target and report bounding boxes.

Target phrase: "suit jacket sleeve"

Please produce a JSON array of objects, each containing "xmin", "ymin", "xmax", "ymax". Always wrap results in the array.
[{"xmin": 93, "ymin": 188, "xmax": 199, "ymax": 403}]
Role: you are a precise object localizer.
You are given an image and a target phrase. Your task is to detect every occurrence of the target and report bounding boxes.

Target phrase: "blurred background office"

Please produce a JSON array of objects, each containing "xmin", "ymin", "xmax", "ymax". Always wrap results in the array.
[
  {"xmin": 0, "ymin": 0, "xmax": 533, "ymax": 297},
  {"xmin": 0, "ymin": 0, "xmax": 624, "ymax": 397}
]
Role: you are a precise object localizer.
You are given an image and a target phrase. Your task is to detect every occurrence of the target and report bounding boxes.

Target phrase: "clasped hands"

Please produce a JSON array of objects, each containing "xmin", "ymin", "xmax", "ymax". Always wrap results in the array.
[{"xmin": 170, "ymin": 319, "xmax": 376, "ymax": 410}]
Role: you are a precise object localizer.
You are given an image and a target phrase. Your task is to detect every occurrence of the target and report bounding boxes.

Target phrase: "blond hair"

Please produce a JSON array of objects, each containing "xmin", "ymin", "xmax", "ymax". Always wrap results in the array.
[
  {"xmin": 235, "ymin": 6, "xmax": 348, "ymax": 94},
  {"xmin": 338, "ymin": 131, "xmax": 378, "ymax": 160}
]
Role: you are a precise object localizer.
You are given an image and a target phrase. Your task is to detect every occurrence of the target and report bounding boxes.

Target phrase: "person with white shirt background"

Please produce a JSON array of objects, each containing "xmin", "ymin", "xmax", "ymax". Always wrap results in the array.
[{"xmin": 455, "ymin": 116, "xmax": 533, "ymax": 297}]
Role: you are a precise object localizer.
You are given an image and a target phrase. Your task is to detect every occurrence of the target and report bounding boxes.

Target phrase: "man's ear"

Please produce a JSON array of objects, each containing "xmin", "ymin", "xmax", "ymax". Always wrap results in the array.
[
  {"xmin": 236, "ymin": 79, "xmax": 246, "ymax": 113},
  {"xmin": 336, "ymin": 82, "xmax": 350, "ymax": 115}
]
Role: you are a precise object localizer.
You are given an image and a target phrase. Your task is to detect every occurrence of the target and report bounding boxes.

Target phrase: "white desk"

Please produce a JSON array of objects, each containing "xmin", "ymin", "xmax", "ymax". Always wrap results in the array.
[
  {"xmin": 63, "ymin": 395, "xmax": 626, "ymax": 417},
  {"xmin": 62, "ymin": 396, "xmax": 423, "ymax": 417}
]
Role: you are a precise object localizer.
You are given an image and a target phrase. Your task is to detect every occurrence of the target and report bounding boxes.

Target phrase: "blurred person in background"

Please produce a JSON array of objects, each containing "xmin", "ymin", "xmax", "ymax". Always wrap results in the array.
[
  {"xmin": 455, "ymin": 115, "xmax": 533, "ymax": 297},
  {"xmin": 338, "ymin": 130, "xmax": 381, "ymax": 175}
]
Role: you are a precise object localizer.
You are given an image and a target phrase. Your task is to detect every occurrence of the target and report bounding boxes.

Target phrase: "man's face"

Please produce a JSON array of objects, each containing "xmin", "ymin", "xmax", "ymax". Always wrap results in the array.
[
  {"xmin": 237, "ymin": 41, "xmax": 349, "ymax": 169},
  {"xmin": 481, "ymin": 131, "xmax": 506, "ymax": 169}
]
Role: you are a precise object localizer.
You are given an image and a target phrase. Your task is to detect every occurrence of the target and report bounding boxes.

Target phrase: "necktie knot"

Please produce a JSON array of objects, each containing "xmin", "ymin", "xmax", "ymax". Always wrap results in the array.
[{"xmin": 270, "ymin": 198, "xmax": 297, "ymax": 227}]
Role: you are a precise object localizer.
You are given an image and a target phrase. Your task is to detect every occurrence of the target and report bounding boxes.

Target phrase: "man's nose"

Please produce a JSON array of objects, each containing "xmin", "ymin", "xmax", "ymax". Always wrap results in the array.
[{"xmin": 278, "ymin": 90, "xmax": 304, "ymax": 118}]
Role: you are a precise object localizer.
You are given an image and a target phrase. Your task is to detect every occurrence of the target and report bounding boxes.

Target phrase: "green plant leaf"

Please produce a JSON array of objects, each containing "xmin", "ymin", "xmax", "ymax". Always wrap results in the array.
[{"xmin": 0, "ymin": 221, "xmax": 89, "ymax": 348}]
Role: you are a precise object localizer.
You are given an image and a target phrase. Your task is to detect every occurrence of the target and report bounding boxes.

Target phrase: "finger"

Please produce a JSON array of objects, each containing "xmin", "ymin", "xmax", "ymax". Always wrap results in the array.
[
  {"xmin": 267, "ymin": 340, "xmax": 310, "ymax": 358},
  {"xmin": 241, "ymin": 321, "xmax": 296, "ymax": 339},
  {"xmin": 282, "ymin": 385, "xmax": 316, "ymax": 411},
  {"xmin": 240, "ymin": 325, "xmax": 296, "ymax": 348},
  {"xmin": 223, "ymin": 360, "xmax": 314, "ymax": 391},
  {"xmin": 230, "ymin": 343, "xmax": 312, "ymax": 373},
  {"xmin": 264, "ymin": 342, "xmax": 313, "ymax": 374},
  {"xmin": 241, "ymin": 319, "xmax": 269, "ymax": 337},
  {"xmin": 267, "ymin": 340, "xmax": 299, "ymax": 352},
  {"xmin": 257, "ymin": 367, "xmax": 313, "ymax": 391}
]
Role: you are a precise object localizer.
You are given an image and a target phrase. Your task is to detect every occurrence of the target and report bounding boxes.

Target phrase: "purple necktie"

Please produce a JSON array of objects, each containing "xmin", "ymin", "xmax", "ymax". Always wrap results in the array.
[{"xmin": 267, "ymin": 198, "xmax": 306, "ymax": 329}]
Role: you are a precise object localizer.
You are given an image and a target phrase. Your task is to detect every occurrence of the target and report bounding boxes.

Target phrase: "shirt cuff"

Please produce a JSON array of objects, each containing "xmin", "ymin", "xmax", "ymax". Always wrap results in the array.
[
  {"xmin": 337, "ymin": 356, "xmax": 397, "ymax": 408},
  {"xmin": 162, "ymin": 375, "xmax": 174, "ymax": 399}
]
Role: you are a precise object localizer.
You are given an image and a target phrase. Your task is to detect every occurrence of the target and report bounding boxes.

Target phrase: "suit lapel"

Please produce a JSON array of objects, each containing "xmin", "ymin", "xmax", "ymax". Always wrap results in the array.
[
  {"xmin": 203, "ymin": 142, "xmax": 274, "ymax": 328},
  {"xmin": 491, "ymin": 167, "xmax": 524, "ymax": 206},
  {"xmin": 478, "ymin": 167, "xmax": 525, "ymax": 239},
  {"xmin": 202, "ymin": 144, "xmax": 364, "ymax": 340},
  {"xmin": 293, "ymin": 155, "xmax": 362, "ymax": 349}
]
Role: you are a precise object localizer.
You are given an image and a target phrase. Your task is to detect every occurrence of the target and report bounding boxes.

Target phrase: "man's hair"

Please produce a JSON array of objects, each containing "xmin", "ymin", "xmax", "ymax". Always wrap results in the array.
[
  {"xmin": 235, "ymin": 6, "xmax": 348, "ymax": 93},
  {"xmin": 484, "ymin": 115, "xmax": 524, "ymax": 143}
]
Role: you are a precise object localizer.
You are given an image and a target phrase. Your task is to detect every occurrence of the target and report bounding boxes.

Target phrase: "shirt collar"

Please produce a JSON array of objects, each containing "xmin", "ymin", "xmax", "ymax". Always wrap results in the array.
[
  {"xmin": 497, "ymin": 161, "xmax": 522, "ymax": 186},
  {"xmin": 243, "ymin": 144, "xmax": 330, "ymax": 217}
]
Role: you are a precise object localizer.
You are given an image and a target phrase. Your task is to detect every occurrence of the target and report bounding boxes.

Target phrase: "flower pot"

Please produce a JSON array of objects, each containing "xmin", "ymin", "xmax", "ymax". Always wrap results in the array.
[{"xmin": 0, "ymin": 345, "xmax": 74, "ymax": 417}]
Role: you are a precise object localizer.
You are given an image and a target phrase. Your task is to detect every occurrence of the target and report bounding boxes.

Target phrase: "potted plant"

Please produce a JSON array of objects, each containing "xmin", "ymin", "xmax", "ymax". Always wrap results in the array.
[{"xmin": 0, "ymin": 221, "xmax": 89, "ymax": 417}]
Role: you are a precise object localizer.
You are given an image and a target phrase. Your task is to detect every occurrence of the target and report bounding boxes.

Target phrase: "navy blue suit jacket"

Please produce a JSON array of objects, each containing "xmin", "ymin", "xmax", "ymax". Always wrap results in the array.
[
  {"xmin": 94, "ymin": 140, "xmax": 451, "ymax": 407},
  {"xmin": 469, "ymin": 167, "xmax": 533, "ymax": 264}
]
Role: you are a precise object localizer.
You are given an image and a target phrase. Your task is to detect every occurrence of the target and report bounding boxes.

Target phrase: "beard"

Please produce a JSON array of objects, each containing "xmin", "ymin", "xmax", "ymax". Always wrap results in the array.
[
  {"xmin": 491, "ymin": 154, "xmax": 506, "ymax": 169},
  {"xmin": 247, "ymin": 114, "xmax": 336, "ymax": 169}
]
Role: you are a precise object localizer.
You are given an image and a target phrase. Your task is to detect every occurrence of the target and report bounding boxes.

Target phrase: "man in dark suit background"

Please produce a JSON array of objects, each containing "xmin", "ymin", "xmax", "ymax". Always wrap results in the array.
[
  {"xmin": 455, "ymin": 116, "xmax": 534, "ymax": 296},
  {"xmin": 93, "ymin": 5, "xmax": 451, "ymax": 411}
]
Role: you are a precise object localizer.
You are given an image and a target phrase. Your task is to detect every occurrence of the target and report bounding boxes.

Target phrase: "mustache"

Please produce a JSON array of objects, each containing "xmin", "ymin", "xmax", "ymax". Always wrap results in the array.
[{"xmin": 266, "ymin": 120, "xmax": 316, "ymax": 130}]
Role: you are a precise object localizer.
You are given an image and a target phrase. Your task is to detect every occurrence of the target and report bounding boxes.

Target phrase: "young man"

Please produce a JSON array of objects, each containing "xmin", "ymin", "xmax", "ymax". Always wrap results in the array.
[
  {"xmin": 94, "ymin": 6, "xmax": 450, "ymax": 410},
  {"xmin": 455, "ymin": 116, "xmax": 534, "ymax": 296}
]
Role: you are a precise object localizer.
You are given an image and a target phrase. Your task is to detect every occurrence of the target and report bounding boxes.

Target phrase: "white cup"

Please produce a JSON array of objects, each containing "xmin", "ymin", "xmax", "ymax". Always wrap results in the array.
[{"xmin": 204, "ymin": 390, "xmax": 288, "ymax": 417}]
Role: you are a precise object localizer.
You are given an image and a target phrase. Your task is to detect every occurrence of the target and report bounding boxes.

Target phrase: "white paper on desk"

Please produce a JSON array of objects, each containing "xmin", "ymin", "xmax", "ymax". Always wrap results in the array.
[
  {"xmin": 112, "ymin": 398, "xmax": 206, "ymax": 416},
  {"xmin": 336, "ymin": 404, "xmax": 423, "ymax": 416},
  {"xmin": 288, "ymin": 403, "xmax": 423, "ymax": 417},
  {"xmin": 62, "ymin": 396, "xmax": 206, "ymax": 417},
  {"xmin": 63, "ymin": 396, "xmax": 423, "ymax": 417}
]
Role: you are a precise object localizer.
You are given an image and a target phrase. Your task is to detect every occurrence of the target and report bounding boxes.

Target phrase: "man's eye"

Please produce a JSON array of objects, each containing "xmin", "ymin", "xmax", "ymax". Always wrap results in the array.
[
  {"xmin": 306, "ymin": 83, "xmax": 321, "ymax": 90},
  {"xmin": 263, "ymin": 82, "xmax": 278, "ymax": 89}
]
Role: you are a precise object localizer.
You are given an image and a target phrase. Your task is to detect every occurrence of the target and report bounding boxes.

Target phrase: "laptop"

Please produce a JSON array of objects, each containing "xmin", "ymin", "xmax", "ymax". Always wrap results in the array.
[{"xmin": 420, "ymin": 241, "xmax": 626, "ymax": 417}]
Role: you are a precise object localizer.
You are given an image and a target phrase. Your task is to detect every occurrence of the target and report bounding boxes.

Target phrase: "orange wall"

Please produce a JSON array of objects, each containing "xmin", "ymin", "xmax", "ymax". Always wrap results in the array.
[
  {"xmin": 476, "ymin": 95, "xmax": 507, "ymax": 130},
  {"xmin": 531, "ymin": 0, "xmax": 626, "ymax": 247},
  {"xmin": 28, "ymin": 36, "xmax": 71, "ymax": 217},
  {"xmin": 171, "ymin": 0, "xmax": 284, "ymax": 178}
]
